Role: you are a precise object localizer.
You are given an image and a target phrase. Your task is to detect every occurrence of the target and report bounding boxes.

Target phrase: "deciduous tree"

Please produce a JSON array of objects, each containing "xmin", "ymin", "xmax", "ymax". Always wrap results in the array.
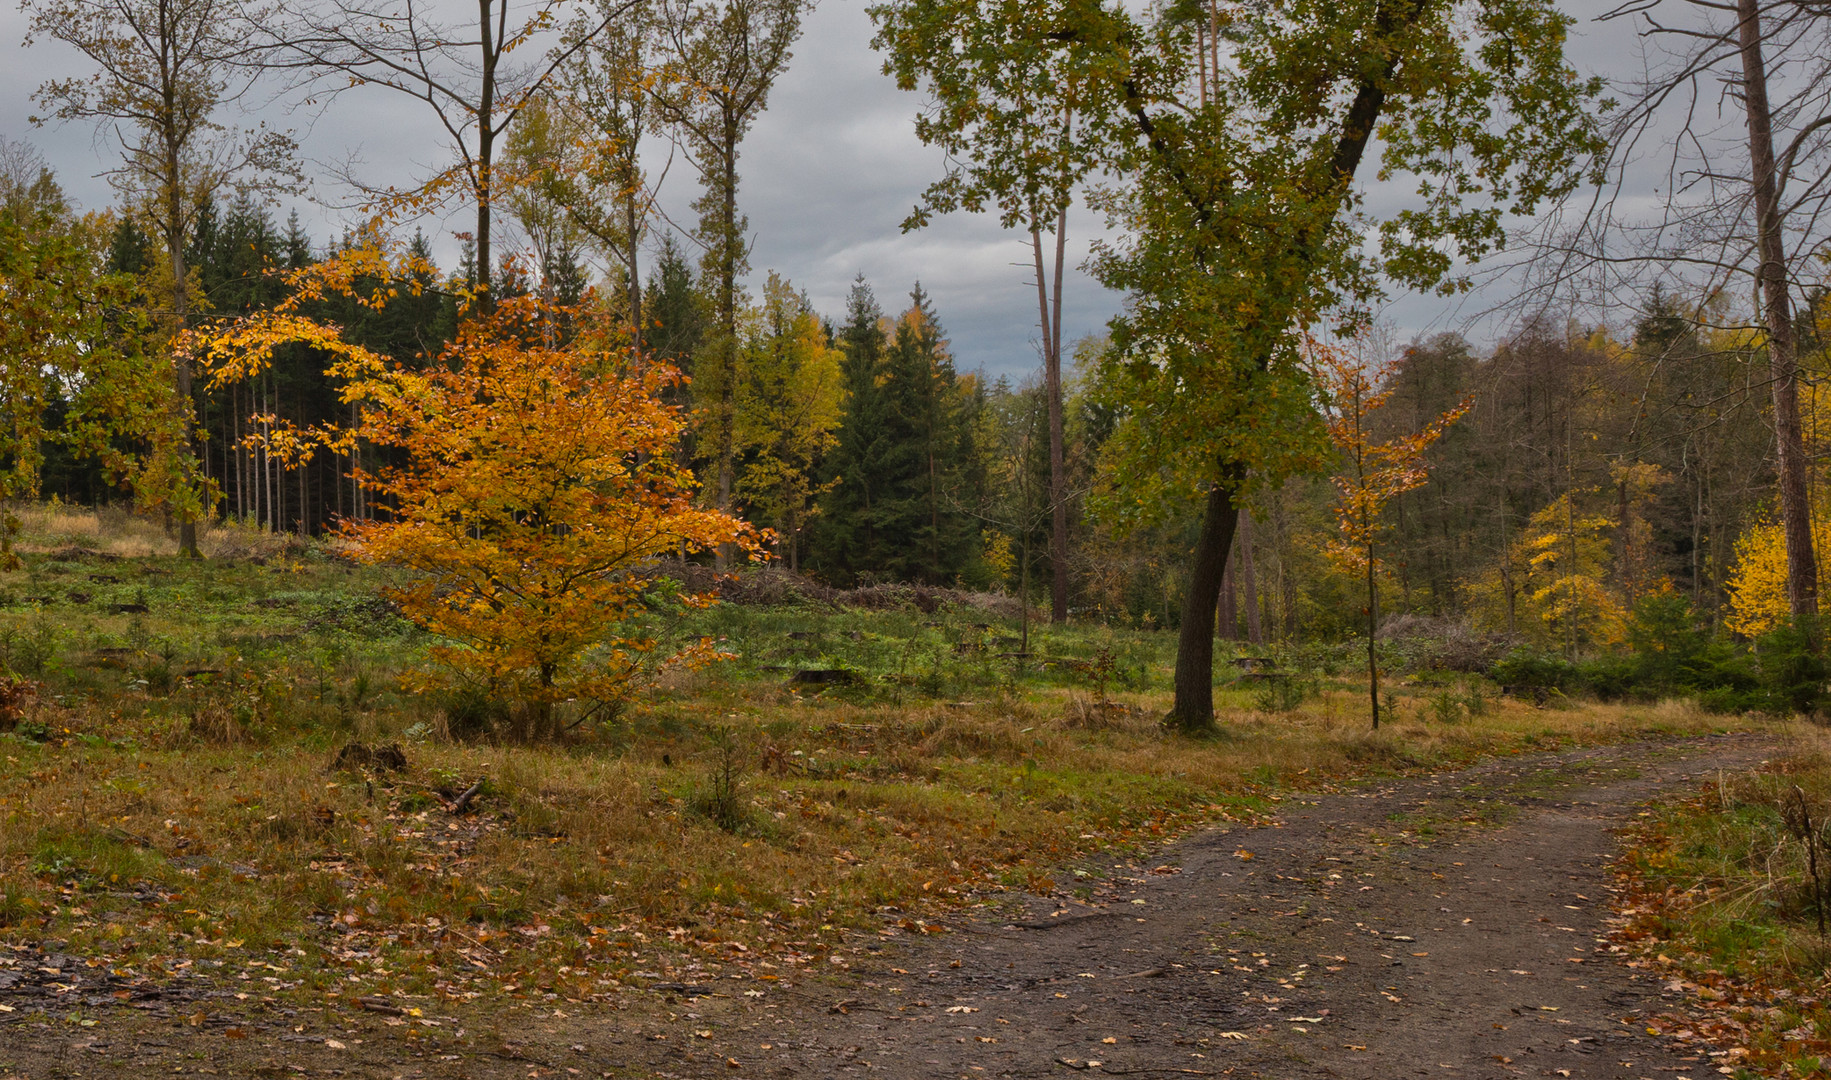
[
  {"xmin": 1311, "ymin": 336, "xmax": 1470, "ymax": 728},
  {"xmin": 0, "ymin": 143, "xmax": 205, "ymax": 563},
  {"xmin": 732, "ymin": 273, "xmax": 843, "ymax": 569},
  {"xmin": 257, "ymin": 0, "xmax": 633, "ymax": 297},
  {"xmin": 23, "ymin": 0, "xmax": 297, "ymax": 554},
  {"xmin": 647, "ymin": 0, "xmax": 809, "ymax": 548},
  {"xmin": 871, "ymin": 0, "xmax": 1098, "ymax": 622},
  {"xmin": 872, "ymin": 0, "xmax": 1601, "ymax": 728},
  {"xmin": 192, "ymin": 247, "xmax": 752, "ymax": 736},
  {"xmin": 1575, "ymin": 0, "xmax": 1830, "ymax": 623}
]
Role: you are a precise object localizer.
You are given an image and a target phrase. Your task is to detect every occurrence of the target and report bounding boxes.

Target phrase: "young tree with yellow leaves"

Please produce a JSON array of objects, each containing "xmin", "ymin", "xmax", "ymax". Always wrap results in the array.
[
  {"xmin": 1727, "ymin": 513, "xmax": 1831, "ymax": 640},
  {"xmin": 1312, "ymin": 337, "xmax": 1470, "ymax": 729},
  {"xmin": 733, "ymin": 273, "xmax": 843, "ymax": 570},
  {"xmin": 1517, "ymin": 492, "xmax": 1628, "ymax": 656},
  {"xmin": 192, "ymin": 245, "xmax": 753, "ymax": 739}
]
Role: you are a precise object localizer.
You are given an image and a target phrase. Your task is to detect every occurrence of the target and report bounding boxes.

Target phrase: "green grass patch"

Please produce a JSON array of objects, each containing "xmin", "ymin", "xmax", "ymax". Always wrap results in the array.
[{"xmin": 1614, "ymin": 732, "xmax": 1831, "ymax": 1075}]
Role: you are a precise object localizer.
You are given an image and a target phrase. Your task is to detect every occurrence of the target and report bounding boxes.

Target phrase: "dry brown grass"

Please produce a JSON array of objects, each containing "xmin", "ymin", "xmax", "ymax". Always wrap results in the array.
[
  {"xmin": 0, "ymin": 519, "xmax": 1773, "ymax": 1008},
  {"xmin": 0, "ymin": 673, "xmax": 1762, "ymax": 1008},
  {"xmin": 10, "ymin": 503, "xmax": 296, "ymax": 560}
]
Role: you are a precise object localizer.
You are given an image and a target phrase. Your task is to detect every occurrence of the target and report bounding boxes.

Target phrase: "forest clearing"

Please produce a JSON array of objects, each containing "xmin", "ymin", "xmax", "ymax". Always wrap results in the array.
[
  {"xmin": 8, "ymin": 0, "xmax": 1831, "ymax": 1073},
  {"xmin": 0, "ymin": 511, "xmax": 1822, "ymax": 1078}
]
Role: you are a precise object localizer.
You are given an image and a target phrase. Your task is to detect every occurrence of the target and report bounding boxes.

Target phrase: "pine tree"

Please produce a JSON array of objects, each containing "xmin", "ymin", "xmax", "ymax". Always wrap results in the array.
[
  {"xmin": 871, "ymin": 286, "xmax": 981, "ymax": 584},
  {"xmin": 809, "ymin": 277, "xmax": 890, "ymax": 581},
  {"xmin": 645, "ymin": 235, "xmax": 706, "ymax": 370}
]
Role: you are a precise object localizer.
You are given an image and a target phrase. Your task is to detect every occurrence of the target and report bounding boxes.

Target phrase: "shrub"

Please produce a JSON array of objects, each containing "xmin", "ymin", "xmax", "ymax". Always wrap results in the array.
[
  {"xmin": 1755, "ymin": 616, "xmax": 1829, "ymax": 717},
  {"xmin": 1490, "ymin": 649, "xmax": 1579, "ymax": 691},
  {"xmin": 1626, "ymin": 588, "xmax": 1708, "ymax": 691}
]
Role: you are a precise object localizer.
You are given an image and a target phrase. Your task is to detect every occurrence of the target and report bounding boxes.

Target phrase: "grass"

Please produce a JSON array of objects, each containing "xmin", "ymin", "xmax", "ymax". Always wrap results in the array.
[
  {"xmin": 1613, "ymin": 724, "xmax": 1831, "ymax": 1077},
  {"xmin": 0, "ymin": 503, "xmax": 1765, "ymax": 1017}
]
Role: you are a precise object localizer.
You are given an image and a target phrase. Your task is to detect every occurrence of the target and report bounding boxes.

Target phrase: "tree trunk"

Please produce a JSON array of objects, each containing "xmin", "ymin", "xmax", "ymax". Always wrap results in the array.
[
  {"xmin": 1737, "ymin": 0, "xmax": 1819, "ymax": 620},
  {"xmin": 234, "ymin": 382, "xmax": 244, "ymax": 521},
  {"xmin": 166, "ymin": 149, "xmax": 200, "ymax": 558},
  {"xmin": 1500, "ymin": 494, "xmax": 1517, "ymax": 637},
  {"xmin": 626, "ymin": 185, "xmax": 643, "ymax": 339},
  {"xmin": 475, "ymin": 0, "xmax": 497, "ymax": 298},
  {"xmin": 1019, "ymin": 527, "xmax": 1031, "ymax": 654},
  {"xmin": 1367, "ymin": 539, "xmax": 1379, "ymax": 729},
  {"xmin": 1217, "ymin": 550, "xmax": 1237, "ymax": 640},
  {"xmin": 1167, "ymin": 470, "xmax": 1242, "ymax": 731},
  {"xmin": 1028, "ymin": 210, "xmax": 1071, "ymax": 624},
  {"xmin": 1239, "ymin": 508, "xmax": 1263, "ymax": 645},
  {"xmin": 712, "ymin": 122, "xmax": 740, "ymax": 570}
]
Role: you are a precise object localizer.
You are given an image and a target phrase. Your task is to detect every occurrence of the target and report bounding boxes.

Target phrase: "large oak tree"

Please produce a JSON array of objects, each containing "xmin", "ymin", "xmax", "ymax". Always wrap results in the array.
[{"xmin": 873, "ymin": 0, "xmax": 1605, "ymax": 730}]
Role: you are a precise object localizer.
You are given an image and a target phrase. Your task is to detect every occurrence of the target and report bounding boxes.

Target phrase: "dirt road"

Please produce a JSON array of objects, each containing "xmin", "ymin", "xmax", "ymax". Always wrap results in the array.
[
  {"xmin": 0, "ymin": 733, "xmax": 1772, "ymax": 1079},
  {"xmin": 644, "ymin": 733, "xmax": 1770, "ymax": 1080}
]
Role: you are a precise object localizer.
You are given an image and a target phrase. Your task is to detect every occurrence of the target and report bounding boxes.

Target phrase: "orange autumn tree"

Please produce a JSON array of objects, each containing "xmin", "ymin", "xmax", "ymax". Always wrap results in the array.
[
  {"xmin": 191, "ymin": 245, "xmax": 753, "ymax": 739},
  {"xmin": 1310, "ymin": 335, "xmax": 1471, "ymax": 729}
]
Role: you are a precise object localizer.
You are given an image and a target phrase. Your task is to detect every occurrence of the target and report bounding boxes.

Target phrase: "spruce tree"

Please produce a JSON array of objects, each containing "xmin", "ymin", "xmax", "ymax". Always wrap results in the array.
[
  {"xmin": 810, "ymin": 277, "xmax": 890, "ymax": 581},
  {"xmin": 105, "ymin": 216, "xmax": 151, "ymax": 275},
  {"xmin": 877, "ymin": 285, "xmax": 979, "ymax": 583},
  {"xmin": 282, "ymin": 211, "xmax": 312, "ymax": 270},
  {"xmin": 816, "ymin": 283, "xmax": 981, "ymax": 585},
  {"xmin": 645, "ymin": 235, "xmax": 706, "ymax": 368}
]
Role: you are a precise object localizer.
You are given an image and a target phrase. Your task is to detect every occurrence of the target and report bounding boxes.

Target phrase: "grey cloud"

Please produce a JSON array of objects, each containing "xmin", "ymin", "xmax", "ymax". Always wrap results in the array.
[{"xmin": 1, "ymin": 0, "xmax": 1655, "ymax": 376}]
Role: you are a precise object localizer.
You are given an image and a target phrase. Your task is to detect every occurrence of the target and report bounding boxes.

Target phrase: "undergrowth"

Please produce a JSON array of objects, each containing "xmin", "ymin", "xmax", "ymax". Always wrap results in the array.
[
  {"xmin": 0, "ymin": 507, "xmax": 1766, "ymax": 1015},
  {"xmin": 1613, "ymin": 726, "xmax": 1831, "ymax": 1078}
]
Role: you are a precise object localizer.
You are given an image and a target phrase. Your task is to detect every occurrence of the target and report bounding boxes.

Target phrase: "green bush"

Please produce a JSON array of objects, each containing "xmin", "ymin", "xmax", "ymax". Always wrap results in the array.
[
  {"xmin": 1575, "ymin": 654, "xmax": 1637, "ymax": 700},
  {"xmin": 1626, "ymin": 590, "xmax": 1707, "ymax": 691},
  {"xmin": 1755, "ymin": 616, "xmax": 1829, "ymax": 717},
  {"xmin": 1490, "ymin": 650, "xmax": 1579, "ymax": 690}
]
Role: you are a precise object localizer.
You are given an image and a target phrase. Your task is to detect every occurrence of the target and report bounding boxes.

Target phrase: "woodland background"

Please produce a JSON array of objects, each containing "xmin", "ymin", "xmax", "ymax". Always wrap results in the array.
[{"xmin": 0, "ymin": 0, "xmax": 1823, "ymax": 703}]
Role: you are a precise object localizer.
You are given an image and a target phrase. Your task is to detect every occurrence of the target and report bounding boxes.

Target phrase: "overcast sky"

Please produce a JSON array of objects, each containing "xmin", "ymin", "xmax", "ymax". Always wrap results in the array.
[{"xmin": 0, "ymin": 0, "xmax": 1639, "ymax": 382}]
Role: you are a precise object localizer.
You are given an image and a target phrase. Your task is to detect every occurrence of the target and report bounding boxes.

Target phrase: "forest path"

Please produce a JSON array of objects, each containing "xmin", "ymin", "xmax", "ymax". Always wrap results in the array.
[
  {"xmin": 0, "ymin": 732, "xmax": 1775, "ymax": 1080},
  {"xmin": 652, "ymin": 731, "xmax": 1772, "ymax": 1080}
]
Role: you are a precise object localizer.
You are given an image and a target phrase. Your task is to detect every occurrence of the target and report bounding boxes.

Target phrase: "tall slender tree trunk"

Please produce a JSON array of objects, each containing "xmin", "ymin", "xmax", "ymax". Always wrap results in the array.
[
  {"xmin": 1499, "ymin": 491, "xmax": 1516, "ymax": 636},
  {"xmin": 1019, "ymin": 527, "xmax": 1031, "ymax": 653},
  {"xmin": 165, "ymin": 141, "xmax": 201, "ymax": 558},
  {"xmin": 1367, "ymin": 538, "xmax": 1379, "ymax": 729},
  {"xmin": 1027, "ymin": 210, "xmax": 1071, "ymax": 624},
  {"xmin": 625, "ymin": 188, "xmax": 644, "ymax": 338},
  {"xmin": 475, "ymin": 0, "xmax": 497, "ymax": 298},
  {"xmin": 266, "ymin": 373, "xmax": 277, "ymax": 533},
  {"xmin": 712, "ymin": 123, "xmax": 740, "ymax": 571},
  {"xmin": 1239, "ymin": 508, "xmax": 1263, "ymax": 645},
  {"xmin": 1737, "ymin": 0, "xmax": 1819, "ymax": 620},
  {"xmin": 351, "ymin": 401, "xmax": 362, "ymax": 522},
  {"xmin": 233, "ymin": 384, "xmax": 244, "ymax": 521},
  {"xmin": 1217, "ymin": 552, "xmax": 1237, "ymax": 640}
]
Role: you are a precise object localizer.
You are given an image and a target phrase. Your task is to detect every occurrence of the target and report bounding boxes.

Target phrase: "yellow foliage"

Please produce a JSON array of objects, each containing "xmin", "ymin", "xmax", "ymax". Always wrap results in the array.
[
  {"xmin": 191, "ymin": 245, "xmax": 755, "ymax": 737},
  {"xmin": 1465, "ymin": 489, "xmax": 1627, "ymax": 649},
  {"xmin": 1724, "ymin": 512, "xmax": 1831, "ymax": 638},
  {"xmin": 982, "ymin": 531, "xmax": 1016, "ymax": 582},
  {"xmin": 1721, "ymin": 333, "xmax": 1831, "ymax": 638},
  {"xmin": 733, "ymin": 274, "xmax": 844, "ymax": 558}
]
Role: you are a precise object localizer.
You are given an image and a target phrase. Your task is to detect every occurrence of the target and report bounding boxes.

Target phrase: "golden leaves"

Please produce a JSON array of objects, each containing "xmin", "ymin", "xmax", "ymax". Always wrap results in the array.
[
  {"xmin": 1307, "ymin": 333, "xmax": 1471, "ymax": 576},
  {"xmin": 188, "ymin": 244, "xmax": 756, "ymax": 728}
]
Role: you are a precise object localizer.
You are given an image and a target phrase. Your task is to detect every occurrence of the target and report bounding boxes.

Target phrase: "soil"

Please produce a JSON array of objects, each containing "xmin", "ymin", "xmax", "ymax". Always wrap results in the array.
[{"xmin": 0, "ymin": 732, "xmax": 1775, "ymax": 1079}]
